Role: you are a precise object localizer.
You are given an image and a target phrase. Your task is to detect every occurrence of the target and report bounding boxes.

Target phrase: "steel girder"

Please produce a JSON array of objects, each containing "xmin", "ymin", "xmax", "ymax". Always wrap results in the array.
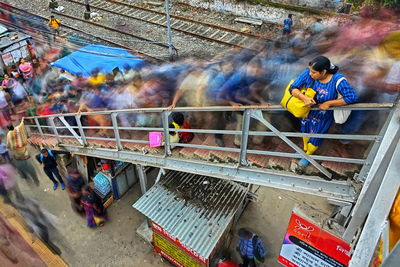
[{"xmin": 62, "ymin": 145, "xmax": 357, "ymax": 201}]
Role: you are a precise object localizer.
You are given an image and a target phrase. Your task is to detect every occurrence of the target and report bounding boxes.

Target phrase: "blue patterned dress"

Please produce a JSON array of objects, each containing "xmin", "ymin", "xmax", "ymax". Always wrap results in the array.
[{"xmin": 291, "ymin": 69, "xmax": 358, "ymax": 147}]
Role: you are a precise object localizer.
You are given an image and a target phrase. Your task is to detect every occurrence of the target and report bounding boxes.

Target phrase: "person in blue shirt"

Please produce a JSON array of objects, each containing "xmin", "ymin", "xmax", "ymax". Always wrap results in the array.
[
  {"xmin": 237, "ymin": 228, "xmax": 267, "ymax": 267},
  {"xmin": 219, "ymin": 58, "xmax": 269, "ymax": 146},
  {"xmin": 201, "ymin": 60, "xmax": 235, "ymax": 147},
  {"xmin": 282, "ymin": 14, "xmax": 293, "ymax": 35},
  {"xmin": 288, "ymin": 56, "xmax": 358, "ymax": 173}
]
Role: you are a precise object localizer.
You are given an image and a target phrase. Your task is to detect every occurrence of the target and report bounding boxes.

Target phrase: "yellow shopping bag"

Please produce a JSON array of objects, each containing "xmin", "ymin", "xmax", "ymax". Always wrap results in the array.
[
  {"xmin": 93, "ymin": 215, "xmax": 104, "ymax": 226},
  {"xmin": 280, "ymin": 80, "xmax": 316, "ymax": 118}
]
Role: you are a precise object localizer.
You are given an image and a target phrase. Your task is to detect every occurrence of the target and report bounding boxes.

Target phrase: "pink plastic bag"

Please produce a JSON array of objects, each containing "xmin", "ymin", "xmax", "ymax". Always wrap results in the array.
[{"xmin": 149, "ymin": 132, "xmax": 163, "ymax": 147}]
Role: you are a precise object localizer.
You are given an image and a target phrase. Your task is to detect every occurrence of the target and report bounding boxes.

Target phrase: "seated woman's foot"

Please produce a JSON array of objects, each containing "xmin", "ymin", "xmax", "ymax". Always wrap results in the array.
[
  {"xmin": 298, "ymin": 158, "xmax": 309, "ymax": 167},
  {"xmin": 290, "ymin": 160, "xmax": 306, "ymax": 175}
]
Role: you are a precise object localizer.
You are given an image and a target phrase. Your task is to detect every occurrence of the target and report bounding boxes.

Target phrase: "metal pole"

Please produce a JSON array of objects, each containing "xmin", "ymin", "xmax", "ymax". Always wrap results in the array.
[
  {"xmin": 84, "ymin": 0, "xmax": 91, "ymax": 20},
  {"xmin": 343, "ymin": 105, "xmax": 400, "ymax": 242},
  {"xmin": 111, "ymin": 113, "xmax": 123, "ymax": 150},
  {"xmin": 165, "ymin": 0, "xmax": 174, "ymax": 60},
  {"xmin": 49, "ymin": 117, "xmax": 61, "ymax": 144},
  {"xmin": 162, "ymin": 111, "xmax": 171, "ymax": 156},
  {"xmin": 75, "ymin": 114, "xmax": 88, "ymax": 146},
  {"xmin": 34, "ymin": 117, "xmax": 44, "ymax": 138},
  {"xmin": 136, "ymin": 164, "xmax": 148, "ymax": 195},
  {"xmin": 239, "ymin": 109, "xmax": 251, "ymax": 166},
  {"xmin": 349, "ymin": 140, "xmax": 400, "ymax": 267}
]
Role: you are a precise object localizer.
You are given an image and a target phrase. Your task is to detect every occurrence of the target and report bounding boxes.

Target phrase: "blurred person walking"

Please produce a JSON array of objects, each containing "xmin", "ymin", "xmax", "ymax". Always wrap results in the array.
[
  {"xmin": 81, "ymin": 185, "xmax": 107, "ymax": 228},
  {"xmin": 0, "ymin": 214, "xmax": 47, "ymax": 266},
  {"xmin": 66, "ymin": 169, "xmax": 85, "ymax": 214},
  {"xmin": 7, "ymin": 119, "xmax": 40, "ymax": 186},
  {"xmin": 218, "ymin": 59, "xmax": 270, "ymax": 147},
  {"xmin": 13, "ymin": 198, "xmax": 62, "ymax": 255},
  {"xmin": 0, "ymin": 164, "xmax": 24, "ymax": 205}
]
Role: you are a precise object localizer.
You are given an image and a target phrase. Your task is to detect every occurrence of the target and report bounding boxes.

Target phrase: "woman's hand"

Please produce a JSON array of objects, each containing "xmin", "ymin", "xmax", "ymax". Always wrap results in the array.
[
  {"xmin": 302, "ymin": 97, "xmax": 316, "ymax": 107},
  {"xmin": 258, "ymin": 102, "xmax": 270, "ymax": 109},
  {"xmin": 318, "ymin": 102, "xmax": 331, "ymax": 110},
  {"xmin": 229, "ymin": 101, "xmax": 242, "ymax": 110},
  {"xmin": 167, "ymin": 104, "xmax": 175, "ymax": 111}
]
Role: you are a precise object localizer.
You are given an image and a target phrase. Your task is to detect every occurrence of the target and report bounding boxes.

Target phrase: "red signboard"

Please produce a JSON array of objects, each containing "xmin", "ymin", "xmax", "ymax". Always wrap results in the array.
[
  {"xmin": 152, "ymin": 222, "xmax": 207, "ymax": 267},
  {"xmin": 278, "ymin": 212, "xmax": 351, "ymax": 267}
]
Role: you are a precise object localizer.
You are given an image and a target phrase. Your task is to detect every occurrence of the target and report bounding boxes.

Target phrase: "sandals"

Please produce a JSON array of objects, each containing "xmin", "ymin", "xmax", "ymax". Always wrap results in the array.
[{"xmin": 290, "ymin": 159, "xmax": 309, "ymax": 175}]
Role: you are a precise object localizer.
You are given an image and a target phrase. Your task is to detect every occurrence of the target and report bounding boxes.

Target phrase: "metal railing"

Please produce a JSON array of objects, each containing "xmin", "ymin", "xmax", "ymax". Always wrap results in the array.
[
  {"xmin": 24, "ymin": 103, "xmax": 393, "ymax": 180},
  {"xmin": 349, "ymin": 137, "xmax": 400, "ymax": 266}
]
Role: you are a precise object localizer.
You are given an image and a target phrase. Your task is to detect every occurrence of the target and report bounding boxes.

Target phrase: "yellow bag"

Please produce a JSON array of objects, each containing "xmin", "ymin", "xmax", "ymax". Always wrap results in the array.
[
  {"xmin": 93, "ymin": 215, "xmax": 104, "ymax": 226},
  {"xmin": 280, "ymin": 80, "xmax": 316, "ymax": 118}
]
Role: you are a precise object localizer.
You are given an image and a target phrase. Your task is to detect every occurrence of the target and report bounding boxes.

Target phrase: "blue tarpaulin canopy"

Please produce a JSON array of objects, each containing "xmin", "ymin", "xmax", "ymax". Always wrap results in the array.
[{"xmin": 51, "ymin": 44, "xmax": 145, "ymax": 77}]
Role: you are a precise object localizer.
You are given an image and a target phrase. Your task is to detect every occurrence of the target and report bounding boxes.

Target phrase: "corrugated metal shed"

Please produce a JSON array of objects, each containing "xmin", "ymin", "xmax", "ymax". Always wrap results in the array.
[
  {"xmin": 0, "ymin": 30, "xmax": 30, "ymax": 50},
  {"xmin": 133, "ymin": 170, "xmax": 248, "ymax": 260}
]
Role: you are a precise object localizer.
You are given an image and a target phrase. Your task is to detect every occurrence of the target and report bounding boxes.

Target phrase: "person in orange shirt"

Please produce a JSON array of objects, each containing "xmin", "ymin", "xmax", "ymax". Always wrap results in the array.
[
  {"xmin": 88, "ymin": 68, "xmax": 106, "ymax": 86},
  {"xmin": 47, "ymin": 15, "xmax": 61, "ymax": 41}
]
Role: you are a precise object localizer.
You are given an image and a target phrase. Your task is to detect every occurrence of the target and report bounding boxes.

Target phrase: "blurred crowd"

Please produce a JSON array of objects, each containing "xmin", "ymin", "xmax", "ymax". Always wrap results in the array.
[
  {"xmin": 0, "ymin": 4, "xmax": 398, "ymax": 162},
  {"xmin": 0, "ymin": 0, "xmax": 399, "ymax": 264}
]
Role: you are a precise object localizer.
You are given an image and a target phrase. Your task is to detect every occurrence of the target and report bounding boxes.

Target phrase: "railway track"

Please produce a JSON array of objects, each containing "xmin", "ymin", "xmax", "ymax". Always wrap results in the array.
[
  {"xmin": 4, "ymin": 3, "xmax": 165, "ymax": 63},
  {"xmin": 61, "ymin": 0, "xmax": 267, "ymax": 49},
  {"xmin": 51, "ymin": 10, "xmax": 174, "ymax": 59}
]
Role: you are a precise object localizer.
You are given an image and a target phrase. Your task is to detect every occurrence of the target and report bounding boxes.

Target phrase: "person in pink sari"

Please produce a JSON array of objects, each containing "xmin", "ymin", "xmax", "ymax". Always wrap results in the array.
[{"xmin": 18, "ymin": 58, "xmax": 34, "ymax": 84}]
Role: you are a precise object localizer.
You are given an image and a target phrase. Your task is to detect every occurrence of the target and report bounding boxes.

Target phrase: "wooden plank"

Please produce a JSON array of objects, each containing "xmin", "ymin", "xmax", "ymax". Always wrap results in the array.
[
  {"xmin": 146, "ymin": 1, "xmax": 164, "ymax": 6},
  {"xmin": 209, "ymin": 30, "xmax": 221, "ymax": 38},
  {"xmin": 234, "ymin": 17, "xmax": 263, "ymax": 26}
]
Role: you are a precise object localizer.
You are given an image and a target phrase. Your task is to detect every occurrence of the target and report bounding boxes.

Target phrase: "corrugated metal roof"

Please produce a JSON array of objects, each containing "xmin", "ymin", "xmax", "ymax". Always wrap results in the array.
[
  {"xmin": 0, "ymin": 30, "xmax": 30, "ymax": 50},
  {"xmin": 133, "ymin": 170, "xmax": 248, "ymax": 260}
]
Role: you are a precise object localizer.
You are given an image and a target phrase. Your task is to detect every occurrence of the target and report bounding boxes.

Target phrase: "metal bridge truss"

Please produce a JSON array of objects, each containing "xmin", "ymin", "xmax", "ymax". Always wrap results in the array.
[{"xmin": 25, "ymin": 103, "xmax": 399, "ymax": 263}]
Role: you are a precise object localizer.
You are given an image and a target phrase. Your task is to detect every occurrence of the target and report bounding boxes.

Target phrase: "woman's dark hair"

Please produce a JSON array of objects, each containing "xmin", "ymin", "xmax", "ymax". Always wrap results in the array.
[
  {"xmin": 238, "ymin": 228, "xmax": 252, "ymax": 238},
  {"xmin": 172, "ymin": 112, "xmax": 184, "ymax": 126},
  {"xmin": 309, "ymin": 56, "xmax": 339, "ymax": 74}
]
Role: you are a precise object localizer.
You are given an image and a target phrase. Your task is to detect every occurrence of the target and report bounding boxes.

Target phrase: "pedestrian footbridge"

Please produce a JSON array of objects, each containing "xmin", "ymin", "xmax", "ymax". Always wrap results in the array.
[{"xmin": 25, "ymin": 103, "xmax": 400, "ymax": 264}]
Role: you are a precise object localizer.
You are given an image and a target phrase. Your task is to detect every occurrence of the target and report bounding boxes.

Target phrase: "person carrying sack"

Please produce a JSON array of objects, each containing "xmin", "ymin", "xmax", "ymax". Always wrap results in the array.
[
  {"xmin": 283, "ymin": 56, "xmax": 358, "ymax": 174},
  {"xmin": 36, "ymin": 149, "xmax": 71, "ymax": 190},
  {"xmin": 237, "ymin": 228, "xmax": 267, "ymax": 267}
]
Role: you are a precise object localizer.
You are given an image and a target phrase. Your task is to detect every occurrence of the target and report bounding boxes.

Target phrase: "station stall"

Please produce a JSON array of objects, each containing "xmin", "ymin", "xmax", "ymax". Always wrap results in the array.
[
  {"xmin": 76, "ymin": 156, "xmax": 138, "ymax": 207},
  {"xmin": 0, "ymin": 25, "xmax": 31, "ymax": 75},
  {"xmin": 133, "ymin": 170, "xmax": 249, "ymax": 267}
]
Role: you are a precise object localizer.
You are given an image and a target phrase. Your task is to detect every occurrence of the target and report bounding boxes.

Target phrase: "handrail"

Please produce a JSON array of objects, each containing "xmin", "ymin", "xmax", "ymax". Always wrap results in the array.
[
  {"xmin": 23, "ymin": 103, "xmax": 393, "ymax": 119},
  {"xmin": 24, "ymin": 125, "xmax": 378, "ymax": 141},
  {"xmin": 24, "ymin": 103, "xmax": 394, "ymax": 179}
]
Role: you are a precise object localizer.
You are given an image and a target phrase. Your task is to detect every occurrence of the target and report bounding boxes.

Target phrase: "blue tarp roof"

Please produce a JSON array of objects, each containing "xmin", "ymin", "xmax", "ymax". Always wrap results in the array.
[{"xmin": 51, "ymin": 44, "xmax": 145, "ymax": 77}]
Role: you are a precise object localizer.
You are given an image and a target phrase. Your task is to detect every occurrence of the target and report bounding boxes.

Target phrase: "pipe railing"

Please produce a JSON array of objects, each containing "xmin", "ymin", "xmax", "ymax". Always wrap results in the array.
[{"xmin": 24, "ymin": 103, "xmax": 393, "ymax": 179}]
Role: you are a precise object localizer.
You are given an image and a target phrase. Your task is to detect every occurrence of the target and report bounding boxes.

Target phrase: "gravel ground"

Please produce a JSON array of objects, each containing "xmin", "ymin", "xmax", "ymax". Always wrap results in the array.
[
  {"xmin": 5, "ymin": 0, "xmax": 231, "ymax": 60},
  {"xmin": 131, "ymin": 0, "xmax": 282, "ymax": 37},
  {"xmin": 5, "ymin": 0, "xmax": 284, "ymax": 60},
  {"xmin": 58, "ymin": 0, "xmax": 229, "ymax": 59}
]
